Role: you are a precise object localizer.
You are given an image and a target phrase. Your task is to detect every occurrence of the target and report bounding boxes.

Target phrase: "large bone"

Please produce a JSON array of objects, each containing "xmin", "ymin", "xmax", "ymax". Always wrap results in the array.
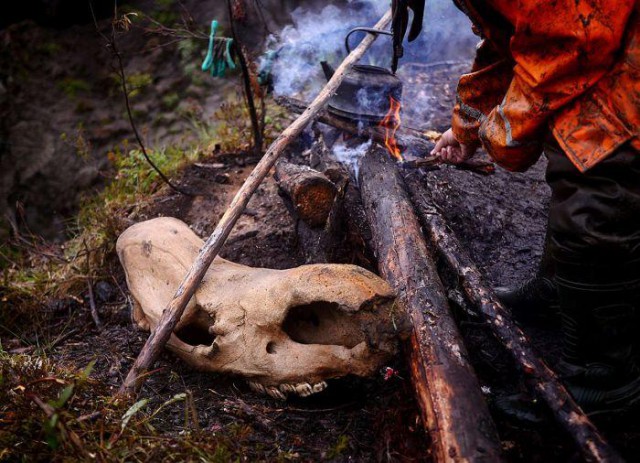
[{"xmin": 117, "ymin": 217, "xmax": 405, "ymax": 398}]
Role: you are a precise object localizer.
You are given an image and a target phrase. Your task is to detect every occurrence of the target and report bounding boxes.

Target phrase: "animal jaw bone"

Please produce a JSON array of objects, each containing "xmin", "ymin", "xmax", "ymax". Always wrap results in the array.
[{"xmin": 117, "ymin": 217, "xmax": 405, "ymax": 398}]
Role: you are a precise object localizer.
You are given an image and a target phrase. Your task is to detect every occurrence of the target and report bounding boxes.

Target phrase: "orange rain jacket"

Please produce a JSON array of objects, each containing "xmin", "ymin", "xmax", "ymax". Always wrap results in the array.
[{"xmin": 451, "ymin": 0, "xmax": 640, "ymax": 172}]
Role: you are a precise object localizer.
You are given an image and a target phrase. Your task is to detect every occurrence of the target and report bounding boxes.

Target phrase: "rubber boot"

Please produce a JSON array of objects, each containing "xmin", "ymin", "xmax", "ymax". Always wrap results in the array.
[
  {"xmin": 495, "ymin": 226, "xmax": 559, "ymax": 323},
  {"xmin": 554, "ymin": 258, "xmax": 640, "ymax": 415}
]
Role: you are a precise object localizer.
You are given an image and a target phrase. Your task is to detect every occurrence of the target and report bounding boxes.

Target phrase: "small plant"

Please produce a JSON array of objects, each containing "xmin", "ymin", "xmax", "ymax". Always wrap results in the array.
[
  {"xmin": 161, "ymin": 92, "xmax": 180, "ymax": 110},
  {"xmin": 60, "ymin": 123, "xmax": 92, "ymax": 159},
  {"xmin": 56, "ymin": 77, "xmax": 91, "ymax": 98},
  {"xmin": 125, "ymin": 72, "xmax": 153, "ymax": 98}
]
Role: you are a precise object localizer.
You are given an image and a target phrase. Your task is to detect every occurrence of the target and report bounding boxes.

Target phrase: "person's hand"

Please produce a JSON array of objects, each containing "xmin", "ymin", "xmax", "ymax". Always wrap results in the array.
[{"xmin": 430, "ymin": 128, "xmax": 478, "ymax": 164}]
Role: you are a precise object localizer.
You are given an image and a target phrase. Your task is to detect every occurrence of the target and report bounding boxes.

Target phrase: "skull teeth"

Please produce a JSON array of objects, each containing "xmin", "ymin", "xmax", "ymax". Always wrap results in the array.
[
  {"xmin": 248, "ymin": 381, "xmax": 265, "ymax": 394},
  {"xmin": 248, "ymin": 381, "xmax": 329, "ymax": 399},
  {"xmin": 279, "ymin": 383, "xmax": 295, "ymax": 394},
  {"xmin": 311, "ymin": 381, "xmax": 328, "ymax": 394},
  {"xmin": 266, "ymin": 386, "xmax": 286, "ymax": 400}
]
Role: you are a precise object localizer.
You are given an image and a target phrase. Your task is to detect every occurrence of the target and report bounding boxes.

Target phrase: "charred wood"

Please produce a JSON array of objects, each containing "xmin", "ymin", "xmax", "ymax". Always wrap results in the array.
[
  {"xmin": 359, "ymin": 145, "xmax": 503, "ymax": 462},
  {"xmin": 403, "ymin": 174, "xmax": 624, "ymax": 463},
  {"xmin": 277, "ymin": 96, "xmax": 495, "ymax": 176},
  {"xmin": 307, "ymin": 133, "xmax": 377, "ymax": 269},
  {"xmin": 276, "ymin": 95, "xmax": 432, "ymax": 157},
  {"xmin": 274, "ymin": 160, "xmax": 337, "ymax": 228},
  {"xmin": 274, "ymin": 159, "xmax": 346, "ymax": 263}
]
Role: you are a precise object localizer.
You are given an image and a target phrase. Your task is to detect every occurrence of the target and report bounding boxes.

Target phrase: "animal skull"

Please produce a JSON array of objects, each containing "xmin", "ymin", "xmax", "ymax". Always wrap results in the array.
[{"xmin": 117, "ymin": 217, "xmax": 404, "ymax": 398}]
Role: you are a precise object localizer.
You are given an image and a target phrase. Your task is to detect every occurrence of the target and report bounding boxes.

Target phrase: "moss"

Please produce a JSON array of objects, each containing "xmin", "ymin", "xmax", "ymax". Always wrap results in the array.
[
  {"xmin": 0, "ymin": 141, "xmax": 200, "ymax": 323},
  {"xmin": 57, "ymin": 77, "xmax": 91, "ymax": 99}
]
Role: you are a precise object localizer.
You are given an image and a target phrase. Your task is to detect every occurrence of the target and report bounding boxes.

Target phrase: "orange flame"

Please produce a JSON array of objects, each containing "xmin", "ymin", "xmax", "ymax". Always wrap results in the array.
[{"xmin": 379, "ymin": 96, "xmax": 403, "ymax": 161}]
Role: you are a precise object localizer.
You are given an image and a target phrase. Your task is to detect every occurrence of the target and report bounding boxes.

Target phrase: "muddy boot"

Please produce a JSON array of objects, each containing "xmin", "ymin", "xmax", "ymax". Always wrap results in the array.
[
  {"xmin": 495, "ymin": 227, "xmax": 559, "ymax": 323},
  {"xmin": 555, "ymin": 259, "xmax": 640, "ymax": 415}
]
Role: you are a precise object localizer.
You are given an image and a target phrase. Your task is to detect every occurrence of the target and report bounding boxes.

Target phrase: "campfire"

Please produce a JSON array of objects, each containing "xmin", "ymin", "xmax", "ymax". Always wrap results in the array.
[
  {"xmin": 119, "ymin": 9, "xmax": 620, "ymax": 463},
  {"xmin": 379, "ymin": 96, "xmax": 403, "ymax": 161}
]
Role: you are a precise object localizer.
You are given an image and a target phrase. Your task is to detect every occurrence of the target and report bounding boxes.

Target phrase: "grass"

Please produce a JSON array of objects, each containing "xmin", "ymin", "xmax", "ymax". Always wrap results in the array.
[
  {"xmin": 57, "ymin": 77, "xmax": 91, "ymax": 99},
  {"xmin": 0, "ymin": 141, "xmax": 201, "ymax": 327},
  {"xmin": 0, "ymin": 346, "xmax": 268, "ymax": 462}
]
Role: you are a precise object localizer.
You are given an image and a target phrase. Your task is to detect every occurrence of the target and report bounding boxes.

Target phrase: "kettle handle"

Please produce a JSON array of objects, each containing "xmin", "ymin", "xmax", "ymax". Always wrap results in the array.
[{"xmin": 345, "ymin": 27, "xmax": 393, "ymax": 54}]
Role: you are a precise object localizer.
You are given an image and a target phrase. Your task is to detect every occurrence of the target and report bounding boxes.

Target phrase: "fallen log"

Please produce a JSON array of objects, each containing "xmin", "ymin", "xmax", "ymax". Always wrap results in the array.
[
  {"xmin": 403, "ymin": 174, "xmax": 624, "ymax": 463},
  {"xmin": 274, "ymin": 160, "xmax": 337, "ymax": 227},
  {"xmin": 120, "ymin": 10, "xmax": 393, "ymax": 393},
  {"xmin": 359, "ymin": 145, "xmax": 503, "ymax": 462}
]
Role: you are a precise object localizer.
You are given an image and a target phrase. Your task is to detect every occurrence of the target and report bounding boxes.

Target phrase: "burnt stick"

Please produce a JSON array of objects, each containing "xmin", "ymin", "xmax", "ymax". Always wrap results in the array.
[{"xmin": 276, "ymin": 95, "xmax": 494, "ymax": 175}]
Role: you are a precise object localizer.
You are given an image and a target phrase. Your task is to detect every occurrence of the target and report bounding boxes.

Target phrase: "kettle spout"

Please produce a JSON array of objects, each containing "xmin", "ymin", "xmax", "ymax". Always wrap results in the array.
[{"xmin": 320, "ymin": 61, "xmax": 335, "ymax": 81}]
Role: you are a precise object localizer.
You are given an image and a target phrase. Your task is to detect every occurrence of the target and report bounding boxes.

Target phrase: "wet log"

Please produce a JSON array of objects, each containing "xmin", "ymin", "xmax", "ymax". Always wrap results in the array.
[
  {"xmin": 359, "ymin": 145, "xmax": 503, "ymax": 462},
  {"xmin": 120, "ymin": 10, "xmax": 393, "ymax": 394},
  {"xmin": 274, "ymin": 160, "xmax": 337, "ymax": 228},
  {"xmin": 403, "ymin": 174, "xmax": 623, "ymax": 463}
]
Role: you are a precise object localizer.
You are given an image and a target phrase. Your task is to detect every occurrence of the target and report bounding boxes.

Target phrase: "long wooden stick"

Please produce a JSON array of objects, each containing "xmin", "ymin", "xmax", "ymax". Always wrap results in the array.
[
  {"xmin": 120, "ymin": 10, "xmax": 393, "ymax": 393},
  {"xmin": 403, "ymin": 175, "xmax": 623, "ymax": 463},
  {"xmin": 359, "ymin": 146, "xmax": 503, "ymax": 462}
]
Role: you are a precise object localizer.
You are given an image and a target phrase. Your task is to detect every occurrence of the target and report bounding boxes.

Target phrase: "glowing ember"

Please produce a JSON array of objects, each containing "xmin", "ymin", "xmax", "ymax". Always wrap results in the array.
[{"xmin": 378, "ymin": 96, "xmax": 403, "ymax": 161}]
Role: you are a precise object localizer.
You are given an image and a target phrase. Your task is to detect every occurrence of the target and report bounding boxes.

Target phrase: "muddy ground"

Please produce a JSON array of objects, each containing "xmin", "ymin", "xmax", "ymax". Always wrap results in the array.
[
  {"xmin": 9, "ymin": 138, "xmax": 638, "ymax": 462},
  {"xmin": 4, "ymin": 61, "xmax": 640, "ymax": 462}
]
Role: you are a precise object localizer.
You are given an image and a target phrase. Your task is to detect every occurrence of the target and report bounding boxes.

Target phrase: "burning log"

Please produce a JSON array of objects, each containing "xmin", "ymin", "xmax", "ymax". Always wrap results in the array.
[
  {"xmin": 359, "ymin": 145, "xmax": 503, "ymax": 462},
  {"xmin": 274, "ymin": 160, "xmax": 337, "ymax": 227},
  {"xmin": 403, "ymin": 175, "xmax": 624, "ymax": 463},
  {"xmin": 276, "ymin": 95, "xmax": 431, "ymax": 156},
  {"xmin": 276, "ymin": 95, "xmax": 494, "ymax": 175},
  {"xmin": 306, "ymin": 132, "xmax": 377, "ymax": 267},
  {"xmin": 120, "ymin": 10, "xmax": 393, "ymax": 394}
]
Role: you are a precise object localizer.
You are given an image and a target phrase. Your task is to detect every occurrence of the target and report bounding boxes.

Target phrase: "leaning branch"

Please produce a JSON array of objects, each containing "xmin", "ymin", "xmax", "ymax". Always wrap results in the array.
[{"xmin": 120, "ymin": 10, "xmax": 394, "ymax": 393}]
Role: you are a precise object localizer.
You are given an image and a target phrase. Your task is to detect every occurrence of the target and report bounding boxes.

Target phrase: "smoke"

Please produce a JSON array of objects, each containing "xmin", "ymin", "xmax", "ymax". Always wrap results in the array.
[
  {"xmin": 332, "ymin": 139, "xmax": 372, "ymax": 180},
  {"xmin": 262, "ymin": 0, "xmax": 477, "ymax": 100}
]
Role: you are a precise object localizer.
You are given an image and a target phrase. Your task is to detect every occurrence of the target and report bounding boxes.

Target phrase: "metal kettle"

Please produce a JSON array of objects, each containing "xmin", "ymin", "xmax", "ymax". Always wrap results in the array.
[{"xmin": 321, "ymin": 27, "xmax": 402, "ymax": 124}]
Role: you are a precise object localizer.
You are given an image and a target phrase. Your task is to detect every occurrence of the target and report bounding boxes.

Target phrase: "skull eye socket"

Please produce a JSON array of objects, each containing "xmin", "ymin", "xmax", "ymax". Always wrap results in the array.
[
  {"xmin": 175, "ymin": 322, "xmax": 216, "ymax": 346},
  {"xmin": 282, "ymin": 301, "xmax": 364, "ymax": 348}
]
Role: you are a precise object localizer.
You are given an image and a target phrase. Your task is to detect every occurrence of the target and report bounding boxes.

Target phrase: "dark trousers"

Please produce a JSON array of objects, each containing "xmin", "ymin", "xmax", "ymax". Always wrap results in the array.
[
  {"xmin": 544, "ymin": 141, "xmax": 640, "ymax": 402},
  {"xmin": 545, "ymin": 141, "xmax": 640, "ymax": 267}
]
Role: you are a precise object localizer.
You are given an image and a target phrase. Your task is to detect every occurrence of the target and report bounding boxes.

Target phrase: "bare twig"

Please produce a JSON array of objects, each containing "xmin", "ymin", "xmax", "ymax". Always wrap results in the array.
[
  {"xmin": 226, "ymin": 0, "xmax": 263, "ymax": 154},
  {"xmin": 82, "ymin": 239, "xmax": 102, "ymax": 331},
  {"xmin": 29, "ymin": 394, "xmax": 87, "ymax": 456},
  {"xmin": 91, "ymin": 1, "xmax": 192, "ymax": 196},
  {"xmin": 86, "ymin": 280, "xmax": 102, "ymax": 331}
]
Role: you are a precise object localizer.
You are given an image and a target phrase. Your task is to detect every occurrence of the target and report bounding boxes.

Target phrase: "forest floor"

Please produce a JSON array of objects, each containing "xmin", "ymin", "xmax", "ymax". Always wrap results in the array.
[{"xmin": 2, "ymin": 37, "xmax": 640, "ymax": 463}]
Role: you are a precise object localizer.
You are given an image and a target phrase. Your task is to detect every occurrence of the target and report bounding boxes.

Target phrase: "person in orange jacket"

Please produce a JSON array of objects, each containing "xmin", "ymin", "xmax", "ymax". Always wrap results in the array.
[{"xmin": 432, "ymin": 0, "xmax": 640, "ymax": 413}]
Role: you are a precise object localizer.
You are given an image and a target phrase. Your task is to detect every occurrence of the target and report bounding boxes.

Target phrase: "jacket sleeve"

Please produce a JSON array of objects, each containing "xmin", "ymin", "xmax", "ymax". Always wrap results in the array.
[
  {"xmin": 478, "ymin": 0, "xmax": 635, "ymax": 172},
  {"xmin": 451, "ymin": 38, "xmax": 513, "ymax": 147}
]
